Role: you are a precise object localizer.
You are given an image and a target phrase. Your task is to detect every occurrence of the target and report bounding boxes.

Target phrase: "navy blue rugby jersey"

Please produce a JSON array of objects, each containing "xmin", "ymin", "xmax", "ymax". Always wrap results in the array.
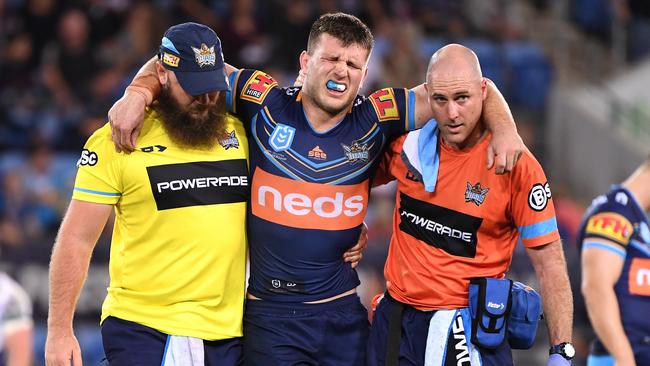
[
  {"xmin": 578, "ymin": 185, "xmax": 650, "ymax": 354},
  {"xmin": 227, "ymin": 69, "xmax": 417, "ymax": 302}
]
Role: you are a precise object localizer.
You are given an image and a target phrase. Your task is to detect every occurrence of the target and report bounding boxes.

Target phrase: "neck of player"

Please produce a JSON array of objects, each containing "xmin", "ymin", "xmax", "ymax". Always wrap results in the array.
[
  {"xmin": 301, "ymin": 95, "xmax": 349, "ymax": 133},
  {"xmin": 622, "ymin": 161, "xmax": 650, "ymax": 211},
  {"xmin": 441, "ymin": 123, "xmax": 487, "ymax": 151}
]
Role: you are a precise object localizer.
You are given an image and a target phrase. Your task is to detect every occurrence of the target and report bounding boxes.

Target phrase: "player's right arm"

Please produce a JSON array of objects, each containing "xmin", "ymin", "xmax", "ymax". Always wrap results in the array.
[
  {"xmin": 45, "ymin": 200, "xmax": 113, "ymax": 366},
  {"xmin": 108, "ymin": 55, "xmax": 240, "ymax": 151},
  {"xmin": 581, "ymin": 236, "xmax": 636, "ymax": 366}
]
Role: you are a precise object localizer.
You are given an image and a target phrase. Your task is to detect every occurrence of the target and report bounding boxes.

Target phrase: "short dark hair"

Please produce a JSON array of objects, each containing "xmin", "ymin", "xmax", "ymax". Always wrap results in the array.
[{"xmin": 307, "ymin": 13, "xmax": 374, "ymax": 55}]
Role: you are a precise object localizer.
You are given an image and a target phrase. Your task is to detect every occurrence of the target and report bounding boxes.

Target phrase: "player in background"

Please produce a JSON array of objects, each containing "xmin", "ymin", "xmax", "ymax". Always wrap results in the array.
[
  {"xmin": 368, "ymin": 44, "xmax": 574, "ymax": 366},
  {"xmin": 0, "ymin": 271, "xmax": 33, "ymax": 366},
  {"xmin": 107, "ymin": 14, "xmax": 524, "ymax": 365},
  {"xmin": 579, "ymin": 155, "xmax": 650, "ymax": 366}
]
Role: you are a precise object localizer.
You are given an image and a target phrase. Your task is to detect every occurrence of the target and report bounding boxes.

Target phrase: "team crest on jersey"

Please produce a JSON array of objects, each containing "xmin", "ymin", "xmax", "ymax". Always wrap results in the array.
[
  {"xmin": 369, "ymin": 88, "xmax": 399, "ymax": 122},
  {"xmin": 269, "ymin": 124, "xmax": 295, "ymax": 152},
  {"xmin": 342, "ymin": 141, "xmax": 371, "ymax": 163},
  {"xmin": 308, "ymin": 145, "xmax": 327, "ymax": 160},
  {"xmin": 465, "ymin": 181, "xmax": 489, "ymax": 206},
  {"xmin": 241, "ymin": 71, "xmax": 277, "ymax": 104},
  {"xmin": 219, "ymin": 130, "xmax": 239, "ymax": 149},
  {"xmin": 162, "ymin": 52, "xmax": 180, "ymax": 67},
  {"xmin": 191, "ymin": 43, "xmax": 216, "ymax": 67}
]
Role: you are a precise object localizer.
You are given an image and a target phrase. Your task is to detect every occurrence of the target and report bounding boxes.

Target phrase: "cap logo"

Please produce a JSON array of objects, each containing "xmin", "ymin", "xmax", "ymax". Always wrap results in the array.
[
  {"xmin": 162, "ymin": 52, "xmax": 180, "ymax": 67},
  {"xmin": 191, "ymin": 43, "xmax": 216, "ymax": 67}
]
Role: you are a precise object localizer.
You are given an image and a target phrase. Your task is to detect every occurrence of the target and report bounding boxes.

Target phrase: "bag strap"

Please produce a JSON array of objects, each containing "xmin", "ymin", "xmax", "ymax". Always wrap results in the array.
[{"xmin": 385, "ymin": 292, "xmax": 405, "ymax": 366}]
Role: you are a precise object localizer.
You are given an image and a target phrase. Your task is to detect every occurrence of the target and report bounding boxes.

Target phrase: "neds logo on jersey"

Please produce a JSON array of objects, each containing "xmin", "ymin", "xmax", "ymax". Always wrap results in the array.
[
  {"xmin": 147, "ymin": 160, "xmax": 249, "ymax": 210},
  {"xmin": 251, "ymin": 167, "xmax": 368, "ymax": 230}
]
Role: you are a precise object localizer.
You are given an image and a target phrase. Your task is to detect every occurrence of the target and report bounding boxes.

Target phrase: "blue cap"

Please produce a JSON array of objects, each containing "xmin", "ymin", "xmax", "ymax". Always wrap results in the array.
[{"xmin": 159, "ymin": 22, "xmax": 229, "ymax": 96}]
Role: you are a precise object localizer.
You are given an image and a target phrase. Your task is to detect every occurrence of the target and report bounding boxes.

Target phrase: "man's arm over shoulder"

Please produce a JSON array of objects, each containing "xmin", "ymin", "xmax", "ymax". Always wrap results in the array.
[
  {"xmin": 372, "ymin": 134, "xmax": 406, "ymax": 188},
  {"xmin": 357, "ymin": 88, "xmax": 416, "ymax": 139},
  {"xmin": 108, "ymin": 54, "xmax": 240, "ymax": 151}
]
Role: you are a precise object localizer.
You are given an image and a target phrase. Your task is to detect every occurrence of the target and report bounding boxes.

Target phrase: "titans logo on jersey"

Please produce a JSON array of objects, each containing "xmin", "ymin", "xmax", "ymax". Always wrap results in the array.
[
  {"xmin": 227, "ymin": 69, "xmax": 417, "ymax": 302},
  {"xmin": 578, "ymin": 185, "xmax": 650, "ymax": 352}
]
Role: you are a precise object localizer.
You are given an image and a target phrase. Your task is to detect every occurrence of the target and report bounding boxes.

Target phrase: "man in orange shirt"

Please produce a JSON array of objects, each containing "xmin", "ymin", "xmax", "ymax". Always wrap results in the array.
[{"xmin": 368, "ymin": 44, "xmax": 574, "ymax": 366}]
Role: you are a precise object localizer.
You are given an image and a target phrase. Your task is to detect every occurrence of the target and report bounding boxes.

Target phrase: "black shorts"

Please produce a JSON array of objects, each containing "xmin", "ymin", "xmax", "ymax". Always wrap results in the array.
[{"xmin": 101, "ymin": 316, "xmax": 242, "ymax": 366}]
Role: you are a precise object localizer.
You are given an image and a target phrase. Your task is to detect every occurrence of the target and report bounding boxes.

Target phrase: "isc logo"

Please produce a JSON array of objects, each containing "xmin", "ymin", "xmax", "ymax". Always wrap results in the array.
[
  {"xmin": 251, "ymin": 168, "xmax": 368, "ymax": 230},
  {"xmin": 77, "ymin": 149, "xmax": 98, "ymax": 166}
]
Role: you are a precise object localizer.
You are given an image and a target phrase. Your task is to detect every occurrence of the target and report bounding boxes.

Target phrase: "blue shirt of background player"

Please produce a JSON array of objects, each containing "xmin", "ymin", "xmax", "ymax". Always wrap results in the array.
[{"xmin": 578, "ymin": 185, "xmax": 650, "ymax": 361}]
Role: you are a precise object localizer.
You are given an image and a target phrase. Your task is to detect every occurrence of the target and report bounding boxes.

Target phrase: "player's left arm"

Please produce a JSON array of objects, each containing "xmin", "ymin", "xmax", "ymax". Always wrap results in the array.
[
  {"xmin": 526, "ymin": 240, "xmax": 573, "ymax": 345},
  {"xmin": 411, "ymin": 79, "xmax": 523, "ymax": 174}
]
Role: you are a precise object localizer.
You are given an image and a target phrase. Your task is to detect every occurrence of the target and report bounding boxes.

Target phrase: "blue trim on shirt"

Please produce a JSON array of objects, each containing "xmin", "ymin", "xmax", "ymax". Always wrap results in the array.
[
  {"xmin": 630, "ymin": 239, "xmax": 650, "ymax": 257},
  {"xmin": 583, "ymin": 241, "xmax": 626, "ymax": 259},
  {"xmin": 407, "ymin": 89, "xmax": 417, "ymax": 131},
  {"xmin": 302, "ymin": 106, "xmax": 344, "ymax": 135},
  {"xmin": 74, "ymin": 187, "xmax": 121, "ymax": 197},
  {"xmin": 518, "ymin": 217, "xmax": 558, "ymax": 239},
  {"xmin": 226, "ymin": 71, "xmax": 237, "ymax": 112}
]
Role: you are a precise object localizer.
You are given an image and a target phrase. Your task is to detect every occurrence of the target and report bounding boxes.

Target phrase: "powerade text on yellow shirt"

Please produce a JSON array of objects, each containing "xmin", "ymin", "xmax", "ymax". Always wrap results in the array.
[{"xmin": 72, "ymin": 111, "xmax": 249, "ymax": 340}]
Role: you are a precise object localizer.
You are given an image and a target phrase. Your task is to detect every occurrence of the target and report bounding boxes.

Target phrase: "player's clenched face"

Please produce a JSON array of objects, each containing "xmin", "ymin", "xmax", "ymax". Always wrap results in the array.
[
  {"xmin": 300, "ymin": 33, "xmax": 370, "ymax": 115},
  {"xmin": 426, "ymin": 76, "xmax": 487, "ymax": 150}
]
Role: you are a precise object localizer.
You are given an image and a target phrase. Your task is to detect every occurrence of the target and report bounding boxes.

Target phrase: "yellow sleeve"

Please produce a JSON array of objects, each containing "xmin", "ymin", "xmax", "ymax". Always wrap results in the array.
[{"xmin": 72, "ymin": 123, "xmax": 123, "ymax": 204}]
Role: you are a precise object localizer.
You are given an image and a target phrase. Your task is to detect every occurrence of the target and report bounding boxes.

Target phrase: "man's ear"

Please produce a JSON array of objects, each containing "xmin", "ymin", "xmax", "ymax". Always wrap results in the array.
[
  {"xmin": 299, "ymin": 51, "xmax": 310, "ymax": 73},
  {"xmin": 156, "ymin": 61, "xmax": 168, "ymax": 85},
  {"xmin": 481, "ymin": 77, "xmax": 488, "ymax": 101}
]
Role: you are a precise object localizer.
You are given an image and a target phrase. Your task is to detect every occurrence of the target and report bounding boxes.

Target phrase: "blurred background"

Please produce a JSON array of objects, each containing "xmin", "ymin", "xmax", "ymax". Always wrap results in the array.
[{"xmin": 0, "ymin": 0, "xmax": 649, "ymax": 365}]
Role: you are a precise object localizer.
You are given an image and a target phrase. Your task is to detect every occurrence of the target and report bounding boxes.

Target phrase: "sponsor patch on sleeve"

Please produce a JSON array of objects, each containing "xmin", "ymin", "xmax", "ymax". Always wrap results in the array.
[
  {"xmin": 77, "ymin": 149, "xmax": 98, "ymax": 166},
  {"xmin": 585, "ymin": 212, "xmax": 634, "ymax": 245},
  {"xmin": 369, "ymin": 88, "xmax": 400, "ymax": 122},
  {"xmin": 240, "ymin": 70, "xmax": 277, "ymax": 104}
]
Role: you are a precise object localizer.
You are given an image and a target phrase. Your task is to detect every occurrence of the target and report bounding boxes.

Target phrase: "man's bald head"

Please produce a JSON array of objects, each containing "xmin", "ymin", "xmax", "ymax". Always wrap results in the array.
[
  {"xmin": 426, "ymin": 44, "xmax": 482, "ymax": 85},
  {"xmin": 424, "ymin": 44, "xmax": 488, "ymax": 150}
]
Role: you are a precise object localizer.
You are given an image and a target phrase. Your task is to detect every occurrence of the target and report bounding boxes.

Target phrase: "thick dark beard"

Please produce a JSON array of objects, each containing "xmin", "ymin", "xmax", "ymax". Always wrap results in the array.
[{"xmin": 153, "ymin": 86, "xmax": 227, "ymax": 150}]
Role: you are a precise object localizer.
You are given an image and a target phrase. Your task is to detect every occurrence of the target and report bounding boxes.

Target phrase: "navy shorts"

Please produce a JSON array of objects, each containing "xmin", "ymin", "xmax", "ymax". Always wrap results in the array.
[
  {"xmin": 101, "ymin": 316, "xmax": 242, "ymax": 366},
  {"xmin": 243, "ymin": 293, "xmax": 369, "ymax": 366},
  {"xmin": 367, "ymin": 294, "xmax": 513, "ymax": 366}
]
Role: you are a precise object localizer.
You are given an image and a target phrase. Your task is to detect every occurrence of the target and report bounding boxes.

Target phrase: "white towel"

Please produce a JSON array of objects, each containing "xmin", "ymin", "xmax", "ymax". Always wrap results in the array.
[
  {"xmin": 162, "ymin": 335, "xmax": 205, "ymax": 366},
  {"xmin": 424, "ymin": 309, "xmax": 482, "ymax": 366}
]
